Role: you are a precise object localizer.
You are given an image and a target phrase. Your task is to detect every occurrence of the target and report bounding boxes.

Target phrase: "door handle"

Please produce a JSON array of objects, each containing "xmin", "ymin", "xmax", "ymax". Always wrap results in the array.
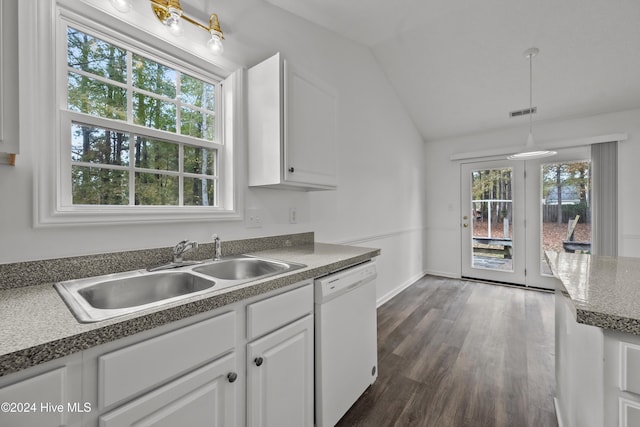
[{"xmin": 463, "ymin": 223, "xmax": 468, "ymax": 228}]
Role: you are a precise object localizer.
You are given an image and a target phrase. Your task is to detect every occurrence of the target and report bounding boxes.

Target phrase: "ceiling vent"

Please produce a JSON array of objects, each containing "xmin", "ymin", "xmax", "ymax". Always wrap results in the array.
[{"xmin": 509, "ymin": 107, "xmax": 537, "ymax": 118}]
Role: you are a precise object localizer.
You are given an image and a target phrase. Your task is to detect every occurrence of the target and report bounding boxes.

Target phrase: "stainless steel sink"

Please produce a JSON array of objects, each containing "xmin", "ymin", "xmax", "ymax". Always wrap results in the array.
[
  {"xmin": 193, "ymin": 256, "xmax": 301, "ymax": 281},
  {"xmin": 77, "ymin": 272, "xmax": 215, "ymax": 310},
  {"xmin": 55, "ymin": 270, "xmax": 216, "ymax": 323},
  {"xmin": 54, "ymin": 255, "xmax": 306, "ymax": 323}
]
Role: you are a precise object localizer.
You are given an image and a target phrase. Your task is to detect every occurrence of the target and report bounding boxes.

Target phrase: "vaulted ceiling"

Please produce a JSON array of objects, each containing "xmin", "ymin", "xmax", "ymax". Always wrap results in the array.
[
  {"xmin": 262, "ymin": 0, "xmax": 640, "ymax": 142},
  {"xmin": 182, "ymin": 0, "xmax": 640, "ymax": 142}
]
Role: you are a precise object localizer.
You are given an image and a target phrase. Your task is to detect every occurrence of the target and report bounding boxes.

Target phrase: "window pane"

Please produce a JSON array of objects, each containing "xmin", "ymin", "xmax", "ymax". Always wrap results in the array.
[
  {"xmin": 132, "ymin": 54, "xmax": 177, "ymax": 99},
  {"xmin": 71, "ymin": 124, "xmax": 130, "ymax": 166},
  {"xmin": 67, "ymin": 28, "xmax": 126, "ymax": 83},
  {"xmin": 68, "ymin": 72, "xmax": 127, "ymax": 120},
  {"xmin": 181, "ymin": 107, "xmax": 214, "ymax": 140},
  {"xmin": 180, "ymin": 74, "xmax": 215, "ymax": 110},
  {"xmin": 541, "ymin": 161, "xmax": 592, "ymax": 275},
  {"xmin": 72, "ymin": 166, "xmax": 129, "ymax": 205},
  {"xmin": 471, "ymin": 168, "xmax": 514, "ymax": 272},
  {"xmin": 184, "ymin": 146, "xmax": 216, "ymax": 175},
  {"xmin": 135, "ymin": 172, "xmax": 179, "ymax": 205},
  {"xmin": 134, "ymin": 137, "xmax": 179, "ymax": 171},
  {"xmin": 184, "ymin": 177, "xmax": 216, "ymax": 206},
  {"xmin": 133, "ymin": 92, "xmax": 177, "ymax": 132}
]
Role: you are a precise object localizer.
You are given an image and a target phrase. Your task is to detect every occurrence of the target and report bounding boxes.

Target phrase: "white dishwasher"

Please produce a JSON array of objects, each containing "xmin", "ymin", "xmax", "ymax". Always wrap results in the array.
[{"xmin": 315, "ymin": 260, "xmax": 378, "ymax": 427}]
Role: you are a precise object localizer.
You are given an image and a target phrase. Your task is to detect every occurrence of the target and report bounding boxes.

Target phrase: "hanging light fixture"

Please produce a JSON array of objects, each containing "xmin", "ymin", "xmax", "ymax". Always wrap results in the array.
[
  {"xmin": 109, "ymin": 0, "xmax": 225, "ymax": 55},
  {"xmin": 507, "ymin": 47, "xmax": 556, "ymax": 160}
]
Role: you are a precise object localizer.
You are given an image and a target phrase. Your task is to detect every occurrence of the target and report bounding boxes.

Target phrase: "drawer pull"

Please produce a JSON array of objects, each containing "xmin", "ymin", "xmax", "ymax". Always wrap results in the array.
[
  {"xmin": 227, "ymin": 372, "xmax": 238, "ymax": 383},
  {"xmin": 254, "ymin": 357, "xmax": 264, "ymax": 367}
]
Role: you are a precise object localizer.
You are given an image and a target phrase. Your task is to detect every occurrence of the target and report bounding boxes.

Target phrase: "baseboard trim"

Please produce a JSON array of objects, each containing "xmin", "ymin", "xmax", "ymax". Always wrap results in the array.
[
  {"xmin": 423, "ymin": 269, "xmax": 459, "ymax": 279},
  {"xmin": 377, "ymin": 271, "xmax": 427, "ymax": 308},
  {"xmin": 554, "ymin": 397, "xmax": 565, "ymax": 427}
]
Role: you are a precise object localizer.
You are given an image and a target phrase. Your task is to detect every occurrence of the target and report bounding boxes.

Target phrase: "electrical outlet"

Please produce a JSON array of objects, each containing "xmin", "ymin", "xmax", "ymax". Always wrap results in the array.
[
  {"xmin": 289, "ymin": 207, "xmax": 297, "ymax": 224},
  {"xmin": 246, "ymin": 208, "xmax": 263, "ymax": 228}
]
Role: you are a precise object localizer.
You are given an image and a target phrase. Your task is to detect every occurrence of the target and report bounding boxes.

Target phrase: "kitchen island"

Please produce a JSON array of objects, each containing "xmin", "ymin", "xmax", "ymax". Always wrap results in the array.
[{"xmin": 547, "ymin": 251, "xmax": 640, "ymax": 427}]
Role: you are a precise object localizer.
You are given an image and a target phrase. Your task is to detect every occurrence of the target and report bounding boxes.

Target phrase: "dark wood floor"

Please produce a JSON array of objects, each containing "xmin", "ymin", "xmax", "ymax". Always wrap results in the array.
[{"xmin": 336, "ymin": 276, "xmax": 557, "ymax": 427}]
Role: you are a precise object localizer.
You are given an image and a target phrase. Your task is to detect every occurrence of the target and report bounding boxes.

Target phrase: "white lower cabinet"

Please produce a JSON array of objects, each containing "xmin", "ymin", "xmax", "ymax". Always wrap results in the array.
[
  {"xmin": 605, "ymin": 334, "xmax": 640, "ymax": 427},
  {"xmin": 80, "ymin": 310, "xmax": 240, "ymax": 427},
  {"xmin": 246, "ymin": 315, "xmax": 314, "ymax": 427},
  {"xmin": 0, "ymin": 280, "xmax": 315, "ymax": 427},
  {"xmin": 557, "ymin": 291, "xmax": 640, "ymax": 427},
  {"xmin": 245, "ymin": 281, "xmax": 314, "ymax": 427},
  {"xmin": 99, "ymin": 353, "xmax": 237, "ymax": 427},
  {"xmin": 0, "ymin": 353, "xmax": 83, "ymax": 427},
  {"xmin": 97, "ymin": 312, "xmax": 236, "ymax": 410}
]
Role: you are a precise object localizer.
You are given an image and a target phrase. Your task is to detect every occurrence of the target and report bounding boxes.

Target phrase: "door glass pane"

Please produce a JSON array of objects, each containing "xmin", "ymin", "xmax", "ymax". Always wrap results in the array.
[
  {"xmin": 471, "ymin": 168, "xmax": 514, "ymax": 271},
  {"xmin": 541, "ymin": 161, "xmax": 591, "ymax": 275}
]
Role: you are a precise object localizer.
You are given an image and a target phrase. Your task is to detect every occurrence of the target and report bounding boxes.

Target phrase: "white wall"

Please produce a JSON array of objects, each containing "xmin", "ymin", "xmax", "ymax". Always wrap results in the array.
[
  {"xmin": 424, "ymin": 108, "xmax": 640, "ymax": 278},
  {"xmin": 0, "ymin": 0, "xmax": 426, "ymax": 303}
]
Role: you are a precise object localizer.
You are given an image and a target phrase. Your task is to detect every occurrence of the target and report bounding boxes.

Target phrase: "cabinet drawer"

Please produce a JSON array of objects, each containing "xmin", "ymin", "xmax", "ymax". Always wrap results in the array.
[
  {"xmin": 247, "ymin": 282, "xmax": 313, "ymax": 340},
  {"xmin": 100, "ymin": 353, "xmax": 237, "ymax": 427},
  {"xmin": 620, "ymin": 342, "xmax": 640, "ymax": 395},
  {"xmin": 99, "ymin": 311, "xmax": 236, "ymax": 409}
]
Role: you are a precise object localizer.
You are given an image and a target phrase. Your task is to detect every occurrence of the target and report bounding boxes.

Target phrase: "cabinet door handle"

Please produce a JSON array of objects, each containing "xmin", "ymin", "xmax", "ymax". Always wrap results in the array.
[
  {"xmin": 288, "ymin": 167, "xmax": 295, "ymax": 173},
  {"xmin": 254, "ymin": 357, "xmax": 264, "ymax": 366},
  {"xmin": 227, "ymin": 372, "xmax": 238, "ymax": 383}
]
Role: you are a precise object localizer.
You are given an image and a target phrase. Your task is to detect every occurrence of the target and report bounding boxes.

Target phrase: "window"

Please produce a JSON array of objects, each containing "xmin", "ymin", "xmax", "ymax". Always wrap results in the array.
[
  {"xmin": 25, "ymin": 3, "xmax": 241, "ymax": 225},
  {"xmin": 64, "ymin": 27, "xmax": 221, "ymax": 208}
]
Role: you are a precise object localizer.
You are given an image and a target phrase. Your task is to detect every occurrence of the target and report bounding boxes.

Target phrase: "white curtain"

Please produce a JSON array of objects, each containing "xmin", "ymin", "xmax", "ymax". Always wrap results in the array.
[{"xmin": 591, "ymin": 141, "xmax": 618, "ymax": 256}]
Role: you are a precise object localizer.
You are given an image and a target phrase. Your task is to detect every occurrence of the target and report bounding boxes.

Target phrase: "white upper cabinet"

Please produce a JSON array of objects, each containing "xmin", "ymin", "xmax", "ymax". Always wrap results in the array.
[
  {"xmin": 248, "ymin": 53, "xmax": 337, "ymax": 191},
  {"xmin": 0, "ymin": 0, "xmax": 19, "ymax": 165}
]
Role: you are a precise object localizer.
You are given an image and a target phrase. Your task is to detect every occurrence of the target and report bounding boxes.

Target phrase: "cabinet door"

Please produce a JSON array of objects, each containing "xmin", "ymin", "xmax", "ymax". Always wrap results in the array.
[
  {"xmin": 247, "ymin": 314, "xmax": 314, "ymax": 427},
  {"xmin": 284, "ymin": 60, "xmax": 337, "ymax": 188},
  {"xmin": 99, "ymin": 353, "xmax": 238, "ymax": 427},
  {"xmin": 0, "ymin": 353, "xmax": 82, "ymax": 427},
  {"xmin": 0, "ymin": 0, "xmax": 20, "ymax": 162}
]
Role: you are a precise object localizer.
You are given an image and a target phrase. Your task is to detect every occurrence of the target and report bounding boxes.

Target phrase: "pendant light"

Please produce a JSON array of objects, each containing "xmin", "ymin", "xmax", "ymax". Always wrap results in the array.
[{"xmin": 507, "ymin": 47, "xmax": 556, "ymax": 160}]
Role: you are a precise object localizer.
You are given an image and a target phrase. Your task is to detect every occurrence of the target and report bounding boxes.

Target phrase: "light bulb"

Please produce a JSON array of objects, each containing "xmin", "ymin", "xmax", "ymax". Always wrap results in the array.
[
  {"xmin": 207, "ymin": 32, "xmax": 224, "ymax": 55},
  {"xmin": 165, "ymin": 7, "xmax": 184, "ymax": 36},
  {"xmin": 110, "ymin": 0, "xmax": 132, "ymax": 13}
]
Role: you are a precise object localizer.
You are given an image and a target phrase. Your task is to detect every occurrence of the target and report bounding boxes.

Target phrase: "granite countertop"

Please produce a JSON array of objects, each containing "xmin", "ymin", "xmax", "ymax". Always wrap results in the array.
[
  {"xmin": 0, "ymin": 242, "xmax": 380, "ymax": 377},
  {"xmin": 546, "ymin": 250, "xmax": 640, "ymax": 334}
]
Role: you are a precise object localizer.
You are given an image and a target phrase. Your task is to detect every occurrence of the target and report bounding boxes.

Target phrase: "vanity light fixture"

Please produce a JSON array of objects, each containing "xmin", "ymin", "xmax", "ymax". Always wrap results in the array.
[
  {"xmin": 111, "ymin": 0, "xmax": 225, "ymax": 54},
  {"xmin": 507, "ymin": 47, "xmax": 556, "ymax": 160},
  {"xmin": 150, "ymin": 0, "xmax": 225, "ymax": 54}
]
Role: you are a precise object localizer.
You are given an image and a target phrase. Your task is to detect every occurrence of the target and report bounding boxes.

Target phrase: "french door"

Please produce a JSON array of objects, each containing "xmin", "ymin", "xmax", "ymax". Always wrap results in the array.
[
  {"xmin": 461, "ymin": 161, "xmax": 526, "ymax": 284},
  {"xmin": 461, "ymin": 148, "xmax": 591, "ymax": 290}
]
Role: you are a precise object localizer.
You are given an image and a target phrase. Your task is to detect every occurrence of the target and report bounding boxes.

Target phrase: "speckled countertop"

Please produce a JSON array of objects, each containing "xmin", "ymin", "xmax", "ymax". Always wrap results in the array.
[
  {"xmin": 546, "ymin": 251, "xmax": 640, "ymax": 334},
  {"xmin": 0, "ymin": 240, "xmax": 379, "ymax": 377}
]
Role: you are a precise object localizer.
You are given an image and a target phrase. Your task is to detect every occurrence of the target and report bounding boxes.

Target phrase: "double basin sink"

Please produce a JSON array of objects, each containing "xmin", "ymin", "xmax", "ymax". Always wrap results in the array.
[{"xmin": 54, "ymin": 255, "xmax": 306, "ymax": 323}]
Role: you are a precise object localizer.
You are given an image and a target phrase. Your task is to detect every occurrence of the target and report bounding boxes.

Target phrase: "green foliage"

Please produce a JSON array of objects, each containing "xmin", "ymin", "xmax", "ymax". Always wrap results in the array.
[
  {"xmin": 471, "ymin": 168, "xmax": 511, "ymax": 200},
  {"xmin": 67, "ymin": 27, "xmax": 218, "ymax": 207},
  {"xmin": 72, "ymin": 166, "xmax": 129, "ymax": 205},
  {"xmin": 542, "ymin": 161, "xmax": 590, "ymax": 224},
  {"xmin": 563, "ymin": 201, "xmax": 589, "ymax": 222}
]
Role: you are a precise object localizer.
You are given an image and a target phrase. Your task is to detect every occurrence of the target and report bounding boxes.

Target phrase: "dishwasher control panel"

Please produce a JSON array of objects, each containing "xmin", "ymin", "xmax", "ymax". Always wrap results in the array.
[{"xmin": 314, "ymin": 261, "xmax": 377, "ymax": 302}]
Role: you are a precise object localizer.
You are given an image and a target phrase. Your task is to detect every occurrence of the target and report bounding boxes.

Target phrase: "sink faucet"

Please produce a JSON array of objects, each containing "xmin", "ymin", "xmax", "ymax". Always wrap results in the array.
[
  {"xmin": 213, "ymin": 234, "xmax": 222, "ymax": 261},
  {"xmin": 173, "ymin": 240, "xmax": 198, "ymax": 263}
]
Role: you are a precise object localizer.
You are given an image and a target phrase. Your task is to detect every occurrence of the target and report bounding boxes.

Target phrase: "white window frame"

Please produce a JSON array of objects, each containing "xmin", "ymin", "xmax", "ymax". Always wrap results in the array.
[{"xmin": 23, "ymin": 1, "xmax": 243, "ymax": 226}]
